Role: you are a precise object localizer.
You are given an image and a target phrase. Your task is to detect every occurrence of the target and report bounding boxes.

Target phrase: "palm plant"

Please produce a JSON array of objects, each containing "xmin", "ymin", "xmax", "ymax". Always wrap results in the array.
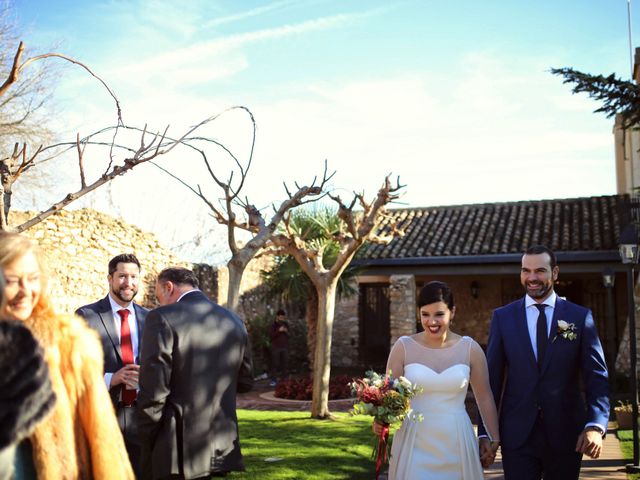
[{"xmin": 261, "ymin": 206, "xmax": 359, "ymax": 368}]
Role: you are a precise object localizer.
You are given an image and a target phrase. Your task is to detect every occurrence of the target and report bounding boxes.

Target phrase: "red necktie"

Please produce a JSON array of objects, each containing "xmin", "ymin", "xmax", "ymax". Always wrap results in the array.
[{"xmin": 118, "ymin": 309, "xmax": 137, "ymax": 405}]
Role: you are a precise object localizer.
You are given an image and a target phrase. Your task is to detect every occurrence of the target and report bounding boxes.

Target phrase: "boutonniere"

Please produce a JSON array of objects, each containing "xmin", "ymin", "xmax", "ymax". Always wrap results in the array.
[{"xmin": 556, "ymin": 320, "xmax": 577, "ymax": 341}]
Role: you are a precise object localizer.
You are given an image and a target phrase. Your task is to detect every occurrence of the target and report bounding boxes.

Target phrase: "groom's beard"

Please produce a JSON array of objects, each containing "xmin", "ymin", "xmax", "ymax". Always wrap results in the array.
[
  {"xmin": 523, "ymin": 281, "xmax": 553, "ymax": 300},
  {"xmin": 112, "ymin": 285, "xmax": 138, "ymax": 303}
]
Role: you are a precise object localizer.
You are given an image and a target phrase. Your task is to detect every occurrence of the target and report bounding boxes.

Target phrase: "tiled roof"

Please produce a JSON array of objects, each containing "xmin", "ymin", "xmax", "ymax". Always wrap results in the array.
[{"xmin": 357, "ymin": 195, "xmax": 633, "ymax": 260}]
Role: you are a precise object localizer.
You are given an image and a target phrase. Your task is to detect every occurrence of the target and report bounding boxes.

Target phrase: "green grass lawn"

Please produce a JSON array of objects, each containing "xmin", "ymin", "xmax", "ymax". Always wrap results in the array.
[
  {"xmin": 227, "ymin": 409, "xmax": 382, "ymax": 479},
  {"xmin": 616, "ymin": 430, "xmax": 640, "ymax": 480}
]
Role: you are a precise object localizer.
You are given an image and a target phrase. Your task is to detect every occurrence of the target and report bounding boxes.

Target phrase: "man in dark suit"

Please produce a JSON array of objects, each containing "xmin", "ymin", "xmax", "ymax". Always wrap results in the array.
[
  {"xmin": 76, "ymin": 253, "xmax": 148, "ymax": 477},
  {"xmin": 137, "ymin": 267, "xmax": 253, "ymax": 480},
  {"xmin": 479, "ymin": 245, "xmax": 610, "ymax": 479}
]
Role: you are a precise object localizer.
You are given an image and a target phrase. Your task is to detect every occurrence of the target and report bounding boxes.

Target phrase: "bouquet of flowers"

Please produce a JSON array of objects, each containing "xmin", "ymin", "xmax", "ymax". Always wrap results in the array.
[{"xmin": 350, "ymin": 371, "xmax": 422, "ymax": 478}]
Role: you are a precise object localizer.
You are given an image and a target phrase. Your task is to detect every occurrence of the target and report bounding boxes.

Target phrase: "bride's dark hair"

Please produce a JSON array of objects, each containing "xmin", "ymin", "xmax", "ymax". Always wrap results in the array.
[{"xmin": 418, "ymin": 281, "xmax": 455, "ymax": 310}]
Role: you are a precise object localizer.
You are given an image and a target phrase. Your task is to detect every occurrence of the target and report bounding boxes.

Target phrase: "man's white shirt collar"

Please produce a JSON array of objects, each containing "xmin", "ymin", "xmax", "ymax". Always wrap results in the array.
[
  {"xmin": 525, "ymin": 290, "xmax": 557, "ymax": 308},
  {"xmin": 108, "ymin": 293, "xmax": 134, "ymax": 316},
  {"xmin": 177, "ymin": 289, "xmax": 199, "ymax": 303}
]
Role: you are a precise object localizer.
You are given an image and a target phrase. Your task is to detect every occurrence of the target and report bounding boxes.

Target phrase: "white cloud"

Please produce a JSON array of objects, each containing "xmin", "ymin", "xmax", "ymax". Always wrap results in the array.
[
  {"xmin": 243, "ymin": 53, "xmax": 614, "ymax": 210},
  {"xmin": 106, "ymin": 10, "xmax": 368, "ymax": 88},
  {"xmin": 202, "ymin": 1, "xmax": 296, "ymax": 29},
  {"xmin": 48, "ymin": 51, "xmax": 617, "ymax": 217}
]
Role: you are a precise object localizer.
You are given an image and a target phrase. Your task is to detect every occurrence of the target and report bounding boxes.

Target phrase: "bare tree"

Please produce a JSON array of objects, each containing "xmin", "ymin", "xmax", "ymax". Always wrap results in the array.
[
  {"xmin": 0, "ymin": 2, "xmax": 59, "ymax": 145},
  {"xmin": 0, "ymin": 37, "xmax": 135, "ymax": 230},
  {"xmin": 154, "ymin": 107, "xmax": 334, "ymax": 311},
  {"xmin": 0, "ymin": 39, "xmax": 239, "ymax": 232},
  {"xmin": 267, "ymin": 176, "xmax": 405, "ymax": 418}
]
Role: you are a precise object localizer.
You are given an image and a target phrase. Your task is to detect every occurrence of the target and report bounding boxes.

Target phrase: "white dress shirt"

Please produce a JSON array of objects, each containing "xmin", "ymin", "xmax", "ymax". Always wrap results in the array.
[
  {"xmin": 524, "ymin": 291, "xmax": 557, "ymax": 361},
  {"xmin": 104, "ymin": 294, "xmax": 140, "ymax": 389}
]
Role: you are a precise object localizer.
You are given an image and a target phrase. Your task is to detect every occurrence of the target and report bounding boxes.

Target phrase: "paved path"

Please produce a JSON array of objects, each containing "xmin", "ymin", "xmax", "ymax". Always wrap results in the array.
[
  {"xmin": 483, "ymin": 423, "xmax": 627, "ymax": 479},
  {"xmin": 236, "ymin": 380, "xmax": 354, "ymax": 412},
  {"xmin": 238, "ymin": 384, "xmax": 630, "ymax": 478}
]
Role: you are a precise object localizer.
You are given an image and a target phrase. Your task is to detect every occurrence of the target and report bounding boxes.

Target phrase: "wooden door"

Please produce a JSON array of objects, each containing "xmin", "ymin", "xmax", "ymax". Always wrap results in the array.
[{"xmin": 359, "ymin": 283, "xmax": 390, "ymax": 368}]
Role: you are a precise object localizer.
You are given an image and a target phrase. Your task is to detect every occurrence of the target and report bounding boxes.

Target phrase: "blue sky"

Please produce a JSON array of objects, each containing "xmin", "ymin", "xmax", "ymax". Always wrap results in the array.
[{"xmin": 10, "ymin": 0, "xmax": 639, "ymax": 261}]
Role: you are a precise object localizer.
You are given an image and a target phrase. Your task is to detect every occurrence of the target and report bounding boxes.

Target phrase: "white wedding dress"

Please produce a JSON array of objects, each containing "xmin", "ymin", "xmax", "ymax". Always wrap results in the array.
[{"xmin": 387, "ymin": 336, "xmax": 486, "ymax": 480}]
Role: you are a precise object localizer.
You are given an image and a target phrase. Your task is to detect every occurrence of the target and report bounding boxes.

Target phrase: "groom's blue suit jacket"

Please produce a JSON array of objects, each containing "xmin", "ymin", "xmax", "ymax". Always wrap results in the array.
[{"xmin": 480, "ymin": 296, "xmax": 609, "ymax": 451}]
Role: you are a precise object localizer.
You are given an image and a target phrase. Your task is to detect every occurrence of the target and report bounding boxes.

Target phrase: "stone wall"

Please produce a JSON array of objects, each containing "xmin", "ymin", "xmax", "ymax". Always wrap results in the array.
[
  {"xmin": 13, "ymin": 209, "xmax": 269, "ymax": 319},
  {"xmin": 389, "ymin": 274, "xmax": 417, "ymax": 345},
  {"xmin": 428, "ymin": 276, "xmax": 503, "ymax": 346},
  {"xmin": 328, "ymin": 274, "xmax": 505, "ymax": 370},
  {"xmin": 331, "ymin": 294, "xmax": 359, "ymax": 367},
  {"xmin": 14, "ymin": 209, "xmax": 191, "ymax": 313}
]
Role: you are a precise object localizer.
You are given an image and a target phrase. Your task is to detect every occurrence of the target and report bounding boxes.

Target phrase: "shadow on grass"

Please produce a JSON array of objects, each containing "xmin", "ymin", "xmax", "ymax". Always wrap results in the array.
[{"xmin": 615, "ymin": 430, "xmax": 640, "ymax": 480}]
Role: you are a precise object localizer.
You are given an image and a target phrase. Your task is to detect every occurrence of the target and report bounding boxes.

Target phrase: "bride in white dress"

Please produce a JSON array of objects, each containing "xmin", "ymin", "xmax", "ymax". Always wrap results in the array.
[{"xmin": 374, "ymin": 281, "xmax": 500, "ymax": 479}]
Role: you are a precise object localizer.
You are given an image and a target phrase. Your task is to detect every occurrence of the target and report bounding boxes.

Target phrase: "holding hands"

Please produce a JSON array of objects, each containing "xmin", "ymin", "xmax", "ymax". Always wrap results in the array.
[{"xmin": 478, "ymin": 438, "xmax": 500, "ymax": 468}]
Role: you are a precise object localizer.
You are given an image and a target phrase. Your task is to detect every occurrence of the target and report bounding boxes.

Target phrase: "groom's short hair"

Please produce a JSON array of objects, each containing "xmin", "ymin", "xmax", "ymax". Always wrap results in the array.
[{"xmin": 524, "ymin": 245, "xmax": 557, "ymax": 268}]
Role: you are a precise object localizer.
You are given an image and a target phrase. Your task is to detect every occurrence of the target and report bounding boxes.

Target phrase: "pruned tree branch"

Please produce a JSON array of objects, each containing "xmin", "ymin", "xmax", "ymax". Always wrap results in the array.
[
  {"xmin": 151, "ymin": 107, "xmax": 332, "ymax": 310},
  {"xmin": 14, "ymin": 126, "xmax": 162, "ymax": 231},
  {"xmin": 76, "ymin": 133, "xmax": 87, "ymax": 188},
  {"xmin": 268, "ymin": 174, "xmax": 405, "ymax": 284},
  {"xmin": 1, "ymin": 41, "xmax": 123, "ymax": 125},
  {"xmin": 0, "ymin": 40, "xmax": 24, "ymax": 98}
]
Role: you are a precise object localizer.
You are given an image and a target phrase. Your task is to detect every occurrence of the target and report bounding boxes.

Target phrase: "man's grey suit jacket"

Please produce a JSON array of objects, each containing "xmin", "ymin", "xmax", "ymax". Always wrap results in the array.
[
  {"xmin": 136, "ymin": 290, "xmax": 253, "ymax": 480},
  {"xmin": 76, "ymin": 296, "xmax": 148, "ymax": 405}
]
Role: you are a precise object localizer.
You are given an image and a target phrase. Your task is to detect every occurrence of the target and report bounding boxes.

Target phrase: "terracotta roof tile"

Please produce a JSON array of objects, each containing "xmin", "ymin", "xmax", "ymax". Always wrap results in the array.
[{"xmin": 359, "ymin": 194, "xmax": 634, "ymax": 260}]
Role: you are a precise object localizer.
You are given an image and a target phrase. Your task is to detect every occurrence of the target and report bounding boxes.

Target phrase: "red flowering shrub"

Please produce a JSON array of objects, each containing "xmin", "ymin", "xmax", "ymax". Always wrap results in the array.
[{"xmin": 274, "ymin": 374, "xmax": 353, "ymax": 400}]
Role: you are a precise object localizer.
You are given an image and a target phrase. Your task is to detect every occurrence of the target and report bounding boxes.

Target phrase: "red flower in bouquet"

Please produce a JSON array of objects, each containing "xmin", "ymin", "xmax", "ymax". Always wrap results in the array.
[{"xmin": 357, "ymin": 384, "xmax": 385, "ymax": 406}]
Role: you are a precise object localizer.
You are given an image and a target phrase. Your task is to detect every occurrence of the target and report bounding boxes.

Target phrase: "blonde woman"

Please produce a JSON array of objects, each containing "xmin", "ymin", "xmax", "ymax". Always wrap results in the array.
[{"xmin": 0, "ymin": 232, "xmax": 134, "ymax": 479}]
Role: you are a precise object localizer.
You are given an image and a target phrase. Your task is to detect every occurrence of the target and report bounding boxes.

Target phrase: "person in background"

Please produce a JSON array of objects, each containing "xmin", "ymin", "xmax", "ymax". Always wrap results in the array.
[
  {"xmin": 76, "ymin": 253, "xmax": 148, "ymax": 476},
  {"xmin": 269, "ymin": 309, "xmax": 289, "ymax": 387},
  {"xmin": 0, "ymin": 232, "xmax": 133, "ymax": 479},
  {"xmin": 137, "ymin": 267, "xmax": 253, "ymax": 479}
]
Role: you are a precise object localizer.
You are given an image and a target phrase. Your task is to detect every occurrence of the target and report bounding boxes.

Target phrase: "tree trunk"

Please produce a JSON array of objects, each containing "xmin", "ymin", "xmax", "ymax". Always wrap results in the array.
[
  {"xmin": 0, "ymin": 183, "xmax": 6, "ymax": 230},
  {"xmin": 305, "ymin": 291, "xmax": 319, "ymax": 370},
  {"xmin": 310, "ymin": 279, "xmax": 337, "ymax": 419},
  {"xmin": 226, "ymin": 256, "xmax": 248, "ymax": 312}
]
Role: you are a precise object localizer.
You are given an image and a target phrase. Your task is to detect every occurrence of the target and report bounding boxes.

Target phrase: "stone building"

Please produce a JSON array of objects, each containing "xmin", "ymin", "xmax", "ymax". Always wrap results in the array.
[{"xmin": 331, "ymin": 194, "xmax": 635, "ymax": 377}]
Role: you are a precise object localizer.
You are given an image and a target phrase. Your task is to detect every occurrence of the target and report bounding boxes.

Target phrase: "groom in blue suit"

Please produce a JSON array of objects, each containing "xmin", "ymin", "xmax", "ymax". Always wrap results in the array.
[{"xmin": 479, "ymin": 245, "xmax": 609, "ymax": 479}]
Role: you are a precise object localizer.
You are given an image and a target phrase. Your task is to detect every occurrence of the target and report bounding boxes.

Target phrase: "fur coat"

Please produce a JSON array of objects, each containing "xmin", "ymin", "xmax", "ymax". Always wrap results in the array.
[
  {"xmin": 0, "ymin": 320, "xmax": 55, "ymax": 480},
  {"xmin": 24, "ymin": 312, "xmax": 134, "ymax": 480}
]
